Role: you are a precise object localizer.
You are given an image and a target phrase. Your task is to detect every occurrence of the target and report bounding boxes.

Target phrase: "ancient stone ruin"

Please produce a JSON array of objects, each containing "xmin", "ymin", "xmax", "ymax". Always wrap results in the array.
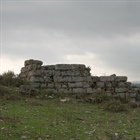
[{"xmin": 19, "ymin": 59, "xmax": 137, "ymax": 98}]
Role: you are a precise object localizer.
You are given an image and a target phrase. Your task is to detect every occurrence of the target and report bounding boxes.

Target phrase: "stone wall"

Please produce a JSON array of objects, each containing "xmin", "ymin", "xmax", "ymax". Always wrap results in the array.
[{"xmin": 20, "ymin": 59, "xmax": 137, "ymax": 98}]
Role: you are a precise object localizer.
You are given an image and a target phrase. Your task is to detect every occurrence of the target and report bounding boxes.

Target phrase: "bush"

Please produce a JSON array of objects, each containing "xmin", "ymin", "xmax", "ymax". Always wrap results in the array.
[
  {"xmin": 0, "ymin": 85, "xmax": 11, "ymax": 96},
  {"xmin": 103, "ymin": 99, "xmax": 128, "ymax": 112},
  {"xmin": 0, "ymin": 71, "xmax": 26, "ymax": 87}
]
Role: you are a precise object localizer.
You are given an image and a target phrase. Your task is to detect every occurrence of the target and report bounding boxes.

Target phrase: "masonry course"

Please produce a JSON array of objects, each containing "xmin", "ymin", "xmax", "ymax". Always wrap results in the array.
[{"xmin": 20, "ymin": 59, "xmax": 137, "ymax": 98}]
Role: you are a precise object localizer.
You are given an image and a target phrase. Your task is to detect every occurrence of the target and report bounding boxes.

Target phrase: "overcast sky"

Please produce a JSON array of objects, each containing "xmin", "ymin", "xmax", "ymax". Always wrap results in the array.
[{"xmin": 0, "ymin": 0, "xmax": 140, "ymax": 81}]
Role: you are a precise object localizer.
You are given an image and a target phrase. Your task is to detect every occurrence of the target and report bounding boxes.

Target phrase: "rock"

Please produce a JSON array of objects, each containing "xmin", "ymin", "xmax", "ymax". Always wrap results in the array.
[
  {"xmin": 115, "ymin": 76, "xmax": 127, "ymax": 82},
  {"xmin": 130, "ymin": 100, "xmax": 139, "ymax": 108},
  {"xmin": 19, "ymin": 85, "xmax": 38, "ymax": 96},
  {"xmin": 24, "ymin": 59, "xmax": 43, "ymax": 66}
]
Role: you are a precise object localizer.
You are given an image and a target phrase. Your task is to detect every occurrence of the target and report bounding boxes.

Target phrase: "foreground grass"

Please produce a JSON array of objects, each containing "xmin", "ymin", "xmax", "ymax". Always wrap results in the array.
[{"xmin": 0, "ymin": 94, "xmax": 140, "ymax": 140}]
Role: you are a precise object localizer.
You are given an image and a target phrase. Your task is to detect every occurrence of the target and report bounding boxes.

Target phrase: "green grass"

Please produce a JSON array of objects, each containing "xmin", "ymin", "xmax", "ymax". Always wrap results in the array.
[{"xmin": 0, "ymin": 92, "xmax": 140, "ymax": 140}]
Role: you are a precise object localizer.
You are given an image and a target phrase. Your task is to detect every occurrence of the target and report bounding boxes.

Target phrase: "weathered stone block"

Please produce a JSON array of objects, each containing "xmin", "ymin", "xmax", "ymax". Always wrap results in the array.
[
  {"xmin": 55, "ymin": 83, "xmax": 62, "ymax": 88},
  {"xmin": 105, "ymin": 82, "xmax": 112, "ymax": 88},
  {"xmin": 96, "ymin": 82, "xmax": 105, "ymax": 88},
  {"xmin": 86, "ymin": 88, "xmax": 93, "ymax": 93},
  {"xmin": 21, "ymin": 67, "xmax": 27, "ymax": 73},
  {"xmin": 68, "ymin": 82, "xmax": 76, "ymax": 88},
  {"xmin": 44, "ymin": 76, "xmax": 53, "ymax": 82},
  {"xmin": 29, "ymin": 76, "xmax": 44, "ymax": 82},
  {"xmin": 83, "ymin": 82, "xmax": 92, "ymax": 88},
  {"xmin": 129, "ymin": 92, "xmax": 137, "ymax": 98},
  {"xmin": 75, "ymin": 82, "xmax": 83, "ymax": 88},
  {"xmin": 44, "ymin": 65, "xmax": 55, "ymax": 70},
  {"xmin": 115, "ymin": 76, "xmax": 127, "ymax": 82},
  {"xmin": 86, "ymin": 76, "xmax": 93, "ymax": 82},
  {"xmin": 117, "ymin": 82, "xmax": 126, "ymax": 88},
  {"xmin": 47, "ymin": 83, "xmax": 55, "ymax": 88},
  {"xmin": 115, "ymin": 88, "xmax": 128, "ymax": 93},
  {"xmin": 31, "ymin": 82, "xmax": 40, "ymax": 88},
  {"xmin": 40, "ymin": 83, "xmax": 47, "ymax": 88},
  {"xmin": 72, "ymin": 88, "xmax": 85, "ymax": 93},
  {"xmin": 25, "ymin": 59, "xmax": 43, "ymax": 66},
  {"xmin": 100, "ymin": 76, "xmax": 115, "ymax": 82},
  {"xmin": 71, "ymin": 77, "xmax": 84, "ymax": 82},
  {"xmin": 117, "ymin": 93, "xmax": 126, "ymax": 98},
  {"xmin": 92, "ymin": 76, "xmax": 100, "ymax": 82},
  {"xmin": 55, "ymin": 64, "xmax": 73, "ymax": 70},
  {"xmin": 54, "ymin": 76, "xmax": 71, "ymax": 82},
  {"xmin": 125, "ymin": 82, "xmax": 131, "ymax": 88},
  {"xmin": 43, "ymin": 70, "xmax": 54, "ymax": 76}
]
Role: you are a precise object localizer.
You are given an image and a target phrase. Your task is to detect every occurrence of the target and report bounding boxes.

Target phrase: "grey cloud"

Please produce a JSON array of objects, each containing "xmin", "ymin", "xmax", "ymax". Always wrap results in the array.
[
  {"xmin": 2, "ymin": 1, "xmax": 140, "ymax": 36},
  {"xmin": 1, "ymin": 0, "xmax": 140, "ymax": 80}
]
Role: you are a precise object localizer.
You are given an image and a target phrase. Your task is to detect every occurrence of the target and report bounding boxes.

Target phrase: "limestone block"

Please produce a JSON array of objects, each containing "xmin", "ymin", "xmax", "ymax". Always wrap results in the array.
[
  {"xmin": 21, "ymin": 67, "xmax": 27, "ymax": 73},
  {"xmin": 28, "ymin": 70, "xmax": 42, "ymax": 77},
  {"xmin": 75, "ymin": 82, "xmax": 83, "ymax": 88},
  {"xmin": 54, "ymin": 76, "xmax": 71, "ymax": 82},
  {"xmin": 45, "ymin": 89, "xmax": 57, "ymax": 94},
  {"xmin": 99, "ymin": 76, "xmax": 108, "ymax": 82},
  {"xmin": 71, "ymin": 77, "xmax": 84, "ymax": 82},
  {"xmin": 54, "ymin": 71, "xmax": 61, "ymax": 77},
  {"xmin": 43, "ymin": 70, "xmax": 54, "ymax": 76},
  {"xmin": 112, "ymin": 82, "xmax": 117, "ymax": 87},
  {"xmin": 115, "ymin": 88, "xmax": 128, "ymax": 93},
  {"xmin": 117, "ymin": 82, "xmax": 126, "ymax": 88},
  {"xmin": 100, "ymin": 76, "xmax": 115, "ymax": 82},
  {"xmin": 106, "ymin": 92, "xmax": 112, "ymax": 97},
  {"xmin": 61, "ymin": 70, "xmax": 74, "ymax": 76},
  {"xmin": 55, "ymin": 83, "xmax": 62, "ymax": 88},
  {"xmin": 129, "ymin": 92, "xmax": 137, "ymax": 98},
  {"xmin": 115, "ymin": 76, "xmax": 127, "ymax": 82},
  {"xmin": 105, "ymin": 82, "xmax": 112, "ymax": 88},
  {"xmin": 80, "ymin": 70, "xmax": 90, "ymax": 76},
  {"xmin": 25, "ymin": 59, "xmax": 43, "ymax": 66},
  {"xmin": 125, "ymin": 82, "xmax": 132, "ymax": 88},
  {"xmin": 61, "ymin": 83, "xmax": 68, "ymax": 88},
  {"xmin": 26, "ymin": 64, "xmax": 41, "ymax": 71},
  {"xmin": 117, "ymin": 93, "xmax": 126, "ymax": 98},
  {"xmin": 71, "ymin": 64, "xmax": 86, "ymax": 70},
  {"xmin": 31, "ymin": 82, "xmax": 41, "ymax": 88},
  {"xmin": 40, "ymin": 83, "xmax": 47, "ymax": 88},
  {"xmin": 72, "ymin": 88, "xmax": 85, "ymax": 93},
  {"xmin": 86, "ymin": 76, "xmax": 93, "ymax": 82},
  {"xmin": 44, "ymin": 65, "xmax": 55, "ymax": 70},
  {"xmin": 86, "ymin": 88, "xmax": 93, "ymax": 93},
  {"xmin": 55, "ymin": 64, "xmax": 73, "ymax": 70},
  {"xmin": 19, "ymin": 73, "xmax": 27, "ymax": 78},
  {"xmin": 96, "ymin": 82, "xmax": 105, "ymax": 88},
  {"xmin": 68, "ymin": 82, "xmax": 76, "ymax": 88},
  {"xmin": 92, "ymin": 76, "xmax": 100, "ymax": 82},
  {"xmin": 29, "ymin": 76, "xmax": 44, "ymax": 82},
  {"xmin": 57, "ymin": 88, "xmax": 72, "ymax": 93},
  {"xmin": 83, "ymin": 82, "xmax": 92, "ymax": 88},
  {"xmin": 47, "ymin": 83, "xmax": 55, "ymax": 88},
  {"xmin": 105, "ymin": 88, "xmax": 114, "ymax": 92},
  {"xmin": 55, "ymin": 64, "xmax": 86, "ymax": 70},
  {"xmin": 96, "ymin": 88, "xmax": 102, "ymax": 92},
  {"xmin": 44, "ymin": 76, "xmax": 53, "ymax": 82}
]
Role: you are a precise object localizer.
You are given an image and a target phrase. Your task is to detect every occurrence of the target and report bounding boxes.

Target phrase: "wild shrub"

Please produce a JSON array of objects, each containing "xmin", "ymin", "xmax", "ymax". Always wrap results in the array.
[
  {"xmin": 103, "ymin": 99, "xmax": 128, "ymax": 112},
  {"xmin": 0, "ymin": 70, "xmax": 26, "ymax": 87},
  {"xmin": 0, "ymin": 85, "xmax": 11, "ymax": 96}
]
